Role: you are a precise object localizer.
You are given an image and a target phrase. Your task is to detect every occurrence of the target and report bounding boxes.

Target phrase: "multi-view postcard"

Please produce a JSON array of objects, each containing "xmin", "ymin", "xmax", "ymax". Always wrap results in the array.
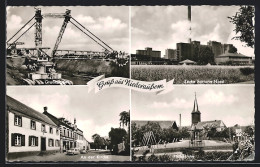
[{"xmin": 5, "ymin": 4, "xmax": 255, "ymax": 163}]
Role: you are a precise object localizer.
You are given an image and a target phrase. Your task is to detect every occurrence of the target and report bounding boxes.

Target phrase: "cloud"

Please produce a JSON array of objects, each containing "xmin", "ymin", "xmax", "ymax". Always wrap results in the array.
[
  {"xmin": 200, "ymin": 89, "xmax": 238, "ymax": 105},
  {"xmin": 150, "ymin": 98, "xmax": 192, "ymax": 109},
  {"xmin": 74, "ymin": 14, "xmax": 96, "ymax": 24},
  {"xmin": 171, "ymin": 20, "xmax": 191, "ymax": 45},
  {"xmin": 7, "ymin": 7, "xmax": 129, "ymax": 52}
]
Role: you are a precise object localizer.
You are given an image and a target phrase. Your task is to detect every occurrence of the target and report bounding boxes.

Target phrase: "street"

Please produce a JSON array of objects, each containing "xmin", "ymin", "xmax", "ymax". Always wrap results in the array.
[{"xmin": 8, "ymin": 150, "xmax": 130, "ymax": 162}]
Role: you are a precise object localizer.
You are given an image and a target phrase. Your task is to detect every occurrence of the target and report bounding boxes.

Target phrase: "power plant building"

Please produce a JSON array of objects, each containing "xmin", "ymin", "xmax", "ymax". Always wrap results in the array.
[
  {"xmin": 165, "ymin": 49, "xmax": 177, "ymax": 61},
  {"xmin": 136, "ymin": 47, "xmax": 161, "ymax": 58}
]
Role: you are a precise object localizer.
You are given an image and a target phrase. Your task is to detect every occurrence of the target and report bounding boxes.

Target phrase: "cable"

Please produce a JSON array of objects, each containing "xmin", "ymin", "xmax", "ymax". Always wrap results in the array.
[
  {"xmin": 69, "ymin": 20, "xmax": 109, "ymax": 52},
  {"xmin": 7, "ymin": 22, "xmax": 36, "ymax": 49},
  {"xmin": 6, "ymin": 16, "xmax": 35, "ymax": 43},
  {"xmin": 71, "ymin": 17, "xmax": 114, "ymax": 52}
]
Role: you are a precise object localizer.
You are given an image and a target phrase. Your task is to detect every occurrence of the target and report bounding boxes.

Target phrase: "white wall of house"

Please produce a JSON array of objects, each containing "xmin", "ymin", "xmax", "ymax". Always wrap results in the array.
[{"xmin": 8, "ymin": 111, "xmax": 60, "ymax": 153}]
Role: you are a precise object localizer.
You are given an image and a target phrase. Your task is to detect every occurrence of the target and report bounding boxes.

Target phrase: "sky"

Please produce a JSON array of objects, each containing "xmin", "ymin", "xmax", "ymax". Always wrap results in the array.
[
  {"xmin": 131, "ymin": 85, "xmax": 255, "ymax": 127},
  {"xmin": 6, "ymin": 6, "xmax": 129, "ymax": 53},
  {"xmin": 131, "ymin": 6, "xmax": 255, "ymax": 57},
  {"xmin": 7, "ymin": 86, "xmax": 130, "ymax": 142}
]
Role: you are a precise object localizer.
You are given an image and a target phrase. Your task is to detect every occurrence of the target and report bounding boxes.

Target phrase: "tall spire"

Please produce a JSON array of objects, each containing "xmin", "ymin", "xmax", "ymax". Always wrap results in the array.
[{"xmin": 192, "ymin": 92, "xmax": 200, "ymax": 113}]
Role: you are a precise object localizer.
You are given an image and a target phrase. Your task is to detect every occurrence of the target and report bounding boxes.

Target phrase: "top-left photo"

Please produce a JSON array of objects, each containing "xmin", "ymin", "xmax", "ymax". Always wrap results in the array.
[{"xmin": 6, "ymin": 6, "xmax": 130, "ymax": 85}]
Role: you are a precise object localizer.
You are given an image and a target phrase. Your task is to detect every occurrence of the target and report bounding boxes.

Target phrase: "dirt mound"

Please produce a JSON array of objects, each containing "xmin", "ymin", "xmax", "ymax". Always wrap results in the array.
[{"xmin": 54, "ymin": 59, "xmax": 113, "ymax": 75}]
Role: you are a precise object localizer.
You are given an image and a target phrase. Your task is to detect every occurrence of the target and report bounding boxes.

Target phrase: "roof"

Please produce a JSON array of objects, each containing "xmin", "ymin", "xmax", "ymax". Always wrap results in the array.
[
  {"xmin": 132, "ymin": 120, "xmax": 177, "ymax": 129},
  {"xmin": 43, "ymin": 111, "xmax": 75, "ymax": 130},
  {"xmin": 195, "ymin": 120, "xmax": 226, "ymax": 130},
  {"xmin": 179, "ymin": 59, "xmax": 196, "ymax": 64},
  {"xmin": 6, "ymin": 95, "xmax": 57, "ymax": 127},
  {"xmin": 216, "ymin": 53, "xmax": 251, "ymax": 58}
]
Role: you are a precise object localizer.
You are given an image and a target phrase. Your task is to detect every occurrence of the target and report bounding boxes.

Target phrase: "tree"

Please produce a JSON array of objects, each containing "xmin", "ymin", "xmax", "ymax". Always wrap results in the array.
[
  {"xmin": 228, "ymin": 6, "xmax": 255, "ymax": 48},
  {"xmin": 119, "ymin": 111, "xmax": 130, "ymax": 128},
  {"xmin": 92, "ymin": 133, "xmax": 104, "ymax": 150},
  {"xmin": 198, "ymin": 46, "xmax": 215, "ymax": 65},
  {"xmin": 109, "ymin": 128, "xmax": 127, "ymax": 146},
  {"xmin": 228, "ymin": 45, "xmax": 238, "ymax": 53},
  {"xmin": 179, "ymin": 127, "xmax": 190, "ymax": 139},
  {"xmin": 244, "ymin": 126, "xmax": 254, "ymax": 137}
]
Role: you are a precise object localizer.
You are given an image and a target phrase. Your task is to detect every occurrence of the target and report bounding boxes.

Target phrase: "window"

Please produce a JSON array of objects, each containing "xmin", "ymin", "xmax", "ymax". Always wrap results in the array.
[
  {"xmin": 63, "ymin": 129, "xmax": 66, "ymax": 136},
  {"xmin": 56, "ymin": 129, "xmax": 59, "ymax": 135},
  {"xmin": 55, "ymin": 140, "xmax": 60, "ymax": 147},
  {"xmin": 49, "ymin": 127, "xmax": 53, "ymax": 134},
  {"xmin": 31, "ymin": 120, "xmax": 36, "ymax": 130},
  {"xmin": 11, "ymin": 133, "xmax": 25, "ymax": 146},
  {"xmin": 14, "ymin": 115, "xmax": 22, "ymax": 127},
  {"xmin": 48, "ymin": 139, "xmax": 54, "ymax": 147},
  {"xmin": 29, "ymin": 136, "xmax": 38, "ymax": 146},
  {"xmin": 41, "ymin": 124, "xmax": 46, "ymax": 132}
]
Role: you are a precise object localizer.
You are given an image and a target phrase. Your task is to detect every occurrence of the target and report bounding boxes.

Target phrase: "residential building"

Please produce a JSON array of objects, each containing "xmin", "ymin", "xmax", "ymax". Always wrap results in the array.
[
  {"xmin": 43, "ymin": 109, "xmax": 89, "ymax": 152},
  {"xmin": 6, "ymin": 95, "xmax": 60, "ymax": 159}
]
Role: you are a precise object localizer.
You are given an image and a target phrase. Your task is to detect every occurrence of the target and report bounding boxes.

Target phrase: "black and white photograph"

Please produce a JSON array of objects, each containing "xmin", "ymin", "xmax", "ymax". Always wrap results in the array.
[
  {"xmin": 131, "ymin": 6, "xmax": 255, "ymax": 84},
  {"xmin": 6, "ymin": 6, "xmax": 130, "ymax": 85},
  {"xmin": 131, "ymin": 85, "xmax": 254, "ymax": 161},
  {"xmin": 6, "ymin": 86, "xmax": 130, "ymax": 161}
]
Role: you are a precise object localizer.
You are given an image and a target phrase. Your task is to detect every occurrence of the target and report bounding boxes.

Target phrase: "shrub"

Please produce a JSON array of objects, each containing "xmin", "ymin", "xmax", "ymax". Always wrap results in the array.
[
  {"xmin": 240, "ymin": 67, "xmax": 254, "ymax": 76},
  {"xmin": 148, "ymin": 154, "xmax": 159, "ymax": 162}
]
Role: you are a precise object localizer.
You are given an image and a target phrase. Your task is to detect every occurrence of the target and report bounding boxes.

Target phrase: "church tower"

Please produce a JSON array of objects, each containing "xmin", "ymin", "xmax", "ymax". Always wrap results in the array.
[{"xmin": 191, "ymin": 92, "xmax": 201, "ymax": 125}]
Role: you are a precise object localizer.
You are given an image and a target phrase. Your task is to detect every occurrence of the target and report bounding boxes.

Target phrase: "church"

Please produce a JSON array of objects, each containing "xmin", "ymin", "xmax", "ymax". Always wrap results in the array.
[{"xmin": 190, "ymin": 93, "xmax": 227, "ymax": 140}]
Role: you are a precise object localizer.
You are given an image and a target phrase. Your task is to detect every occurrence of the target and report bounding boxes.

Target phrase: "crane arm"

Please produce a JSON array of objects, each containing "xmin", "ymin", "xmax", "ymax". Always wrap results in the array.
[{"xmin": 51, "ymin": 10, "xmax": 71, "ymax": 57}]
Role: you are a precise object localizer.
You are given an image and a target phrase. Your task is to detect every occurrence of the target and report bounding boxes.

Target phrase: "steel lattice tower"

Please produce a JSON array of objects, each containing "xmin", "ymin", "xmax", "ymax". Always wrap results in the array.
[{"xmin": 35, "ymin": 8, "xmax": 43, "ymax": 56}]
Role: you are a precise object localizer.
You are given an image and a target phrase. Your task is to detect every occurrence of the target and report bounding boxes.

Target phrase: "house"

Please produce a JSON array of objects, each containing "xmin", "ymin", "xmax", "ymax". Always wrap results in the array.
[
  {"xmin": 6, "ymin": 95, "xmax": 60, "ymax": 159},
  {"xmin": 132, "ymin": 120, "xmax": 178, "ymax": 131}
]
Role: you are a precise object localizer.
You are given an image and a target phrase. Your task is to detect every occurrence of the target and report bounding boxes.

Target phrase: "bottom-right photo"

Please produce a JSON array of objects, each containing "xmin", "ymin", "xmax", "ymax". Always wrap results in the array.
[{"xmin": 131, "ymin": 85, "xmax": 255, "ymax": 162}]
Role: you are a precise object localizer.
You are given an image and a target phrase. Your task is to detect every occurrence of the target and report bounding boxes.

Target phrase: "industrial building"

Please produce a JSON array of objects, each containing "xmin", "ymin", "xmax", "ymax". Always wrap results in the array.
[
  {"xmin": 136, "ymin": 47, "xmax": 161, "ymax": 58},
  {"xmin": 165, "ymin": 49, "xmax": 177, "ymax": 61},
  {"xmin": 215, "ymin": 53, "xmax": 253, "ymax": 65},
  {"xmin": 6, "ymin": 95, "xmax": 60, "ymax": 159}
]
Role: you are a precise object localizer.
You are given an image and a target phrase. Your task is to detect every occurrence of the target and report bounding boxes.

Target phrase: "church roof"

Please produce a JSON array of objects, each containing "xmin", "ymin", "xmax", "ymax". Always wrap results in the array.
[
  {"xmin": 195, "ymin": 120, "xmax": 226, "ymax": 130},
  {"xmin": 192, "ymin": 93, "xmax": 200, "ymax": 113}
]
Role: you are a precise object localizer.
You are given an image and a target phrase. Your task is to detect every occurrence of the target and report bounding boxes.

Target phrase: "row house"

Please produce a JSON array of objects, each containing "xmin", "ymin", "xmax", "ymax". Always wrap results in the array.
[
  {"xmin": 43, "ymin": 109, "xmax": 89, "ymax": 152},
  {"xmin": 6, "ymin": 95, "xmax": 60, "ymax": 159}
]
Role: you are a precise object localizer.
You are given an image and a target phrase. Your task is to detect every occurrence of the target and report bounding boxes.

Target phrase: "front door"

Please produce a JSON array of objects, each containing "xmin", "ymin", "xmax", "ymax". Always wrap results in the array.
[{"xmin": 41, "ymin": 137, "xmax": 46, "ymax": 151}]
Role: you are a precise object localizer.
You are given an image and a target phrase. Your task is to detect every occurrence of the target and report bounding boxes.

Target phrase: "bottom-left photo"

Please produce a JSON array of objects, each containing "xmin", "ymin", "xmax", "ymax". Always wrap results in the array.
[{"xmin": 6, "ymin": 86, "xmax": 130, "ymax": 162}]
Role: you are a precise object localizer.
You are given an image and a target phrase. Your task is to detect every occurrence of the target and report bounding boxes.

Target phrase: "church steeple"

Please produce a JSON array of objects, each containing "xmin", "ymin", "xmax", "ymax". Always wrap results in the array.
[
  {"xmin": 192, "ymin": 92, "xmax": 200, "ymax": 113},
  {"xmin": 191, "ymin": 92, "xmax": 201, "ymax": 124}
]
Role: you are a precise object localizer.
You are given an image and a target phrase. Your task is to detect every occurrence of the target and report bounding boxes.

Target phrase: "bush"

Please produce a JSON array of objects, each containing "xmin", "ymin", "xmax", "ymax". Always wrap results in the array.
[
  {"xmin": 148, "ymin": 154, "xmax": 159, "ymax": 162},
  {"xmin": 240, "ymin": 67, "xmax": 254, "ymax": 76},
  {"xmin": 159, "ymin": 154, "xmax": 172, "ymax": 162}
]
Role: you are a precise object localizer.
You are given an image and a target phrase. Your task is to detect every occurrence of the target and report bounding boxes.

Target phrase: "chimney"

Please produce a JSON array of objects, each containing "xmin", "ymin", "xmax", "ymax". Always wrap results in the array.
[
  {"xmin": 179, "ymin": 114, "xmax": 182, "ymax": 127},
  {"xmin": 43, "ymin": 106, "xmax": 48, "ymax": 113},
  {"xmin": 188, "ymin": 6, "xmax": 192, "ymax": 43}
]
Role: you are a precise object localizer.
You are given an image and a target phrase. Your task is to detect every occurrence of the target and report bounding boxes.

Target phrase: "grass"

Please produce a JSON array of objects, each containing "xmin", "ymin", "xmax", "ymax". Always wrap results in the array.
[{"xmin": 131, "ymin": 65, "xmax": 254, "ymax": 84}]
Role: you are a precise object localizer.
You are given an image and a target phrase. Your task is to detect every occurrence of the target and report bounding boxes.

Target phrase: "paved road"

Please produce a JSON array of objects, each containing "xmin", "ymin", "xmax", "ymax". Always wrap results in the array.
[{"xmin": 9, "ymin": 150, "xmax": 130, "ymax": 162}]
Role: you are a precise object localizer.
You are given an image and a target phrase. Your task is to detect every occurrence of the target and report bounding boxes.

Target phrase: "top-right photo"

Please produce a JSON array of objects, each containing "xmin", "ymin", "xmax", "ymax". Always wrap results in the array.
[{"xmin": 131, "ymin": 6, "xmax": 254, "ymax": 84}]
